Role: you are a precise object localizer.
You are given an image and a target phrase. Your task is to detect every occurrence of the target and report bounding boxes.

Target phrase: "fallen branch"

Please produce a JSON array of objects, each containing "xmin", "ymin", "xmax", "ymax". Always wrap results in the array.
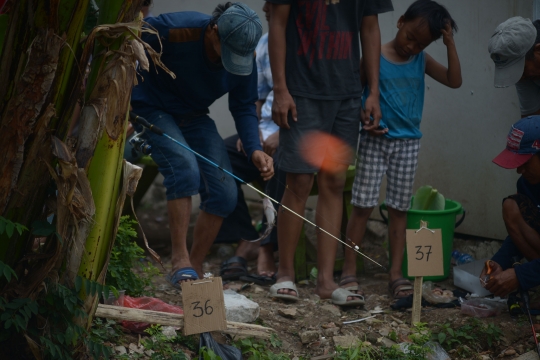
[{"xmin": 95, "ymin": 304, "xmax": 275, "ymax": 339}]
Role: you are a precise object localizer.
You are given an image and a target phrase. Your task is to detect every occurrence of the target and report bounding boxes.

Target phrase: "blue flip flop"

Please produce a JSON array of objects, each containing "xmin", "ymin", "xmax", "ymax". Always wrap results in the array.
[{"xmin": 166, "ymin": 267, "xmax": 199, "ymax": 289}]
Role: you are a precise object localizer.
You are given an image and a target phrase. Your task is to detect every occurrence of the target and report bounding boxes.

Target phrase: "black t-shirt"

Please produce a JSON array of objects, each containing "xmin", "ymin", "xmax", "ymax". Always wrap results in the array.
[
  {"xmin": 267, "ymin": 0, "xmax": 393, "ymax": 100},
  {"xmin": 517, "ymin": 175, "xmax": 540, "ymax": 207}
]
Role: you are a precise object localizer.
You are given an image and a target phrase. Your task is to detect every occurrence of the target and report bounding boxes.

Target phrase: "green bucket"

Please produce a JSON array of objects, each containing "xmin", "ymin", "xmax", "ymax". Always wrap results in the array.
[{"xmin": 379, "ymin": 197, "xmax": 465, "ymax": 282}]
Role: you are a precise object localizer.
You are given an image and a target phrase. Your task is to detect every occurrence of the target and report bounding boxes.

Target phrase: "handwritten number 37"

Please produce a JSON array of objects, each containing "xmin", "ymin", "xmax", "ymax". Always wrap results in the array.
[
  {"xmin": 415, "ymin": 245, "xmax": 432, "ymax": 262},
  {"xmin": 191, "ymin": 300, "xmax": 214, "ymax": 317}
]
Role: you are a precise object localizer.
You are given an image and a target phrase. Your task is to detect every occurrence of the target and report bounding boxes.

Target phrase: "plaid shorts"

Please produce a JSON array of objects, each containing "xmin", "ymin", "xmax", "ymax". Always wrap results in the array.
[{"xmin": 351, "ymin": 133, "xmax": 421, "ymax": 211}]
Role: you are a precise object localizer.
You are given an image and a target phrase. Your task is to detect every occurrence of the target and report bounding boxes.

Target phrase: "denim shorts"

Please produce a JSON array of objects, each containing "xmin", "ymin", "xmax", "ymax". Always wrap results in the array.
[{"xmin": 132, "ymin": 109, "xmax": 238, "ymax": 218}]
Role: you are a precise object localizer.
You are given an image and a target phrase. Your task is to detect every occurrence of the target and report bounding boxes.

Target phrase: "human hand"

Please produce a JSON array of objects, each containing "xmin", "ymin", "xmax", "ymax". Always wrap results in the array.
[
  {"xmin": 362, "ymin": 96, "xmax": 387, "ymax": 135},
  {"xmin": 484, "ymin": 268, "xmax": 519, "ymax": 297},
  {"xmin": 236, "ymin": 138, "xmax": 246, "ymax": 156},
  {"xmin": 263, "ymin": 131, "xmax": 279, "ymax": 156},
  {"xmin": 272, "ymin": 89, "xmax": 297, "ymax": 129},
  {"xmin": 441, "ymin": 22, "xmax": 455, "ymax": 47},
  {"xmin": 479, "ymin": 260, "xmax": 502, "ymax": 287},
  {"xmin": 251, "ymin": 150, "xmax": 274, "ymax": 181}
]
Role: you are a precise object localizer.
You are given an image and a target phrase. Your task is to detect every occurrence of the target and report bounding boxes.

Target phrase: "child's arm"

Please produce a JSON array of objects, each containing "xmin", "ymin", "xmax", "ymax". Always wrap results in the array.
[{"xmin": 425, "ymin": 23, "xmax": 462, "ymax": 89}]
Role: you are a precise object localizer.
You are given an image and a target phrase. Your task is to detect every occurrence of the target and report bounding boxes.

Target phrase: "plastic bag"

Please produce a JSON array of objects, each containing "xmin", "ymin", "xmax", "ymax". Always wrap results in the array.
[
  {"xmin": 460, "ymin": 298, "xmax": 506, "ymax": 318},
  {"xmin": 121, "ymin": 296, "xmax": 184, "ymax": 333},
  {"xmin": 422, "ymin": 281, "xmax": 456, "ymax": 304},
  {"xmin": 199, "ymin": 332, "xmax": 241, "ymax": 360}
]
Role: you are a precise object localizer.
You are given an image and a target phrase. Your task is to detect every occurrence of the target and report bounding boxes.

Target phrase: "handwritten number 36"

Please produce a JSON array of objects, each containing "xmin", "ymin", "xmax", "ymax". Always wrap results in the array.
[
  {"xmin": 191, "ymin": 300, "xmax": 214, "ymax": 318},
  {"xmin": 415, "ymin": 245, "xmax": 432, "ymax": 262}
]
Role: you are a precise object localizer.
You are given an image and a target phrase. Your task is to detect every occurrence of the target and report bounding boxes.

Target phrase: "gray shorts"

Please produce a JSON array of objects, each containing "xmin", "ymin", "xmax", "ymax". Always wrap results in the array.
[
  {"xmin": 351, "ymin": 133, "xmax": 421, "ymax": 211},
  {"xmin": 278, "ymin": 96, "xmax": 361, "ymax": 173}
]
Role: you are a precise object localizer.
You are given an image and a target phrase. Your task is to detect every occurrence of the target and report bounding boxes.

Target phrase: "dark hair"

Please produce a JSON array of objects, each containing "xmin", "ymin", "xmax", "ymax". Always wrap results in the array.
[
  {"xmin": 525, "ymin": 20, "xmax": 540, "ymax": 60},
  {"xmin": 210, "ymin": 2, "xmax": 234, "ymax": 27},
  {"xmin": 403, "ymin": 0, "xmax": 457, "ymax": 40},
  {"xmin": 142, "ymin": 0, "xmax": 152, "ymax": 6}
]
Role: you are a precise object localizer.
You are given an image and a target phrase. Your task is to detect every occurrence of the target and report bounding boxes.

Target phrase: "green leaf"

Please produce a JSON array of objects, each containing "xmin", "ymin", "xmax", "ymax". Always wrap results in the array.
[
  {"xmin": 447, "ymin": 328, "xmax": 454, "ymax": 337},
  {"xmin": 5, "ymin": 221, "xmax": 14, "ymax": 238},
  {"xmin": 103, "ymin": 286, "xmax": 110, "ymax": 300},
  {"xmin": 85, "ymin": 279, "xmax": 91, "ymax": 296},
  {"xmin": 75, "ymin": 276, "xmax": 82, "ymax": 292},
  {"xmin": 31, "ymin": 220, "xmax": 56, "ymax": 237},
  {"xmin": 0, "ymin": 218, "xmax": 6, "ymax": 234},
  {"xmin": 437, "ymin": 332, "xmax": 446, "ymax": 344}
]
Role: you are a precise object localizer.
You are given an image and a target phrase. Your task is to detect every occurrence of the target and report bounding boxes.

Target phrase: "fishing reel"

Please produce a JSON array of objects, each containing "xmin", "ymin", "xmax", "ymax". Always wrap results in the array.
[{"xmin": 129, "ymin": 129, "xmax": 152, "ymax": 156}]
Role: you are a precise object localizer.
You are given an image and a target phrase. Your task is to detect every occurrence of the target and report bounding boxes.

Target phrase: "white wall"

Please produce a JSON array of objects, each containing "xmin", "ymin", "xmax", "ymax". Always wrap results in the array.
[{"xmin": 149, "ymin": 0, "xmax": 534, "ymax": 240}]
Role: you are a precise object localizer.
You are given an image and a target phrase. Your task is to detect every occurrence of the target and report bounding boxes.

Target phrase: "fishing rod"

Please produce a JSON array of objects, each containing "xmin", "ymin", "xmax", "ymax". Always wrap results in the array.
[{"xmin": 129, "ymin": 112, "xmax": 386, "ymax": 270}]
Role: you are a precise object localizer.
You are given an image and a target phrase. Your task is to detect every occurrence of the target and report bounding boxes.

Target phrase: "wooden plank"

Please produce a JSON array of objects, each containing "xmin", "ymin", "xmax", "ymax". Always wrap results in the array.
[
  {"xmin": 95, "ymin": 304, "xmax": 275, "ymax": 339},
  {"xmin": 411, "ymin": 276, "xmax": 423, "ymax": 325}
]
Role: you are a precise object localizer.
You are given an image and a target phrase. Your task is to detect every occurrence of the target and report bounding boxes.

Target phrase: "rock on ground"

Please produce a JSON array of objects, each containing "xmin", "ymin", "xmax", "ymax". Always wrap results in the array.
[
  {"xmin": 223, "ymin": 289, "xmax": 260, "ymax": 323},
  {"xmin": 516, "ymin": 351, "xmax": 540, "ymax": 360},
  {"xmin": 333, "ymin": 335, "xmax": 360, "ymax": 349}
]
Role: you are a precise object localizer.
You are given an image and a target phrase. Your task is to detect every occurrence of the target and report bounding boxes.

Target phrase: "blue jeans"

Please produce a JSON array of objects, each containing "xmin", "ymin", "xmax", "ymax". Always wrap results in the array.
[{"xmin": 134, "ymin": 109, "xmax": 238, "ymax": 218}]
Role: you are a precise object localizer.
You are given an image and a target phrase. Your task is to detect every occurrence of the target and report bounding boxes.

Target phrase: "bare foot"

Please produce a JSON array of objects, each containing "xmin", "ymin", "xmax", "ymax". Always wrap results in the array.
[
  {"xmin": 315, "ymin": 282, "xmax": 356, "ymax": 302},
  {"xmin": 275, "ymin": 276, "xmax": 297, "ymax": 297},
  {"xmin": 338, "ymin": 275, "xmax": 365, "ymax": 296},
  {"xmin": 257, "ymin": 244, "xmax": 277, "ymax": 277}
]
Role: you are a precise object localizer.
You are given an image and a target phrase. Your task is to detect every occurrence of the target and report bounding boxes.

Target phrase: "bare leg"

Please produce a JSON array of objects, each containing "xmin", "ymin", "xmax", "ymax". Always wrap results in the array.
[
  {"xmin": 275, "ymin": 172, "xmax": 314, "ymax": 296},
  {"xmin": 234, "ymin": 240, "xmax": 260, "ymax": 262},
  {"xmin": 341, "ymin": 206, "xmax": 373, "ymax": 292},
  {"xmin": 190, "ymin": 210, "xmax": 225, "ymax": 278},
  {"xmin": 219, "ymin": 239, "xmax": 261, "ymax": 278},
  {"xmin": 313, "ymin": 166, "xmax": 355, "ymax": 301},
  {"xmin": 387, "ymin": 207, "xmax": 412, "ymax": 297},
  {"xmin": 257, "ymin": 243, "xmax": 277, "ymax": 277},
  {"xmin": 503, "ymin": 198, "xmax": 540, "ymax": 260},
  {"xmin": 168, "ymin": 197, "xmax": 194, "ymax": 285}
]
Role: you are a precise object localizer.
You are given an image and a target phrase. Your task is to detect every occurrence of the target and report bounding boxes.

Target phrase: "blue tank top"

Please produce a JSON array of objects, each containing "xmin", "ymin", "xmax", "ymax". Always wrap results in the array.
[{"xmin": 363, "ymin": 52, "xmax": 426, "ymax": 139}]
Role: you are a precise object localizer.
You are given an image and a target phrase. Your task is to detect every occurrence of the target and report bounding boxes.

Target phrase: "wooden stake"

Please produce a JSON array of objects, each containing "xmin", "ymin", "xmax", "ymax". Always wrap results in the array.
[
  {"xmin": 95, "ymin": 304, "xmax": 275, "ymax": 339},
  {"xmin": 411, "ymin": 276, "xmax": 423, "ymax": 325}
]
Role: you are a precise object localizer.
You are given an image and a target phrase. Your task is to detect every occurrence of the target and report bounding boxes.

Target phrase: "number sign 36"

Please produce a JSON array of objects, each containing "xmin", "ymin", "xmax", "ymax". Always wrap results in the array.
[
  {"xmin": 181, "ymin": 277, "xmax": 227, "ymax": 335},
  {"xmin": 406, "ymin": 228, "xmax": 444, "ymax": 277}
]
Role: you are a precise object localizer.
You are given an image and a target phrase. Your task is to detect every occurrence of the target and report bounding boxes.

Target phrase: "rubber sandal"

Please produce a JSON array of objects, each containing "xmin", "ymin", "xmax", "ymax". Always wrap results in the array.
[
  {"xmin": 219, "ymin": 256, "xmax": 248, "ymax": 281},
  {"xmin": 166, "ymin": 267, "xmax": 199, "ymax": 290},
  {"xmin": 331, "ymin": 288, "xmax": 365, "ymax": 307},
  {"xmin": 269, "ymin": 281, "xmax": 299, "ymax": 302},
  {"xmin": 239, "ymin": 273, "xmax": 276, "ymax": 286},
  {"xmin": 338, "ymin": 275, "xmax": 361, "ymax": 292},
  {"xmin": 389, "ymin": 278, "xmax": 414, "ymax": 300}
]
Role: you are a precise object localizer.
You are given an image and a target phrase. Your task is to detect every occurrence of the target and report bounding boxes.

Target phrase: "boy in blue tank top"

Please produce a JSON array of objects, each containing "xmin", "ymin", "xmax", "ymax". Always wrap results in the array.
[{"xmin": 339, "ymin": 0, "xmax": 462, "ymax": 300}]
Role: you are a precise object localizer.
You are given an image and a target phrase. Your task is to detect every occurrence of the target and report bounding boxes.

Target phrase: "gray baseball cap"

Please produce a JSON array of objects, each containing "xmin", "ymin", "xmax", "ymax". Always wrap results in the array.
[
  {"xmin": 488, "ymin": 16, "xmax": 536, "ymax": 88},
  {"xmin": 218, "ymin": 3, "xmax": 262, "ymax": 76}
]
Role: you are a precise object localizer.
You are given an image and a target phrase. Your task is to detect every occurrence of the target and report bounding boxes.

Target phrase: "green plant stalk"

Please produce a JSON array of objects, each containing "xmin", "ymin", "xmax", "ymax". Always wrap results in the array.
[
  {"xmin": 78, "ymin": 129, "xmax": 125, "ymax": 281},
  {"xmin": 49, "ymin": 0, "xmax": 91, "ymax": 137}
]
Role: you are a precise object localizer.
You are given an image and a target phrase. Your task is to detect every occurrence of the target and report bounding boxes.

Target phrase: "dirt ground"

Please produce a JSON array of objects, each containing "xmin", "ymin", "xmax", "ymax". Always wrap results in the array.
[{"xmin": 116, "ymin": 181, "xmax": 540, "ymax": 360}]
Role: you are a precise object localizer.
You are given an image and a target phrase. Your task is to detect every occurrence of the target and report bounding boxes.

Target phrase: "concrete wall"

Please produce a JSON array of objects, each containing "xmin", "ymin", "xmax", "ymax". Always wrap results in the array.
[{"xmin": 148, "ymin": 0, "xmax": 534, "ymax": 240}]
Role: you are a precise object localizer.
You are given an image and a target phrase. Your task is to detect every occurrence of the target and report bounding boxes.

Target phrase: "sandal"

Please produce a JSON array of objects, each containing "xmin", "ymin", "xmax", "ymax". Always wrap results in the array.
[
  {"xmin": 389, "ymin": 278, "xmax": 414, "ymax": 300},
  {"xmin": 331, "ymin": 288, "xmax": 365, "ymax": 307},
  {"xmin": 269, "ymin": 281, "xmax": 299, "ymax": 302},
  {"xmin": 240, "ymin": 273, "xmax": 276, "ymax": 286},
  {"xmin": 166, "ymin": 267, "xmax": 198, "ymax": 289},
  {"xmin": 220, "ymin": 256, "xmax": 248, "ymax": 281},
  {"xmin": 338, "ymin": 275, "xmax": 364, "ymax": 295}
]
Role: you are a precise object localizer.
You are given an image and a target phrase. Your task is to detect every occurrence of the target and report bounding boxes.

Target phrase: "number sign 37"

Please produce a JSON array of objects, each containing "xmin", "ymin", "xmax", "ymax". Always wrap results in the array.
[
  {"xmin": 181, "ymin": 277, "xmax": 227, "ymax": 335},
  {"xmin": 406, "ymin": 228, "xmax": 444, "ymax": 277}
]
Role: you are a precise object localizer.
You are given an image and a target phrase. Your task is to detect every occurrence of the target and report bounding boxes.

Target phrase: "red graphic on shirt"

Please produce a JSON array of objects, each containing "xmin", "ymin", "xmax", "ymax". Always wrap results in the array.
[{"xmin": 296, "ymin": 0, "xmax": 353, "ymax": 67}]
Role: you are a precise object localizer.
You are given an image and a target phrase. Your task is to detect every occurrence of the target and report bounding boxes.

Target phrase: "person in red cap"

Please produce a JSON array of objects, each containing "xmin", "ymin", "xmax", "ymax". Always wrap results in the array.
[{"xmin": 480, "ymin": 116, "xmax": 540, "ymax": 297}]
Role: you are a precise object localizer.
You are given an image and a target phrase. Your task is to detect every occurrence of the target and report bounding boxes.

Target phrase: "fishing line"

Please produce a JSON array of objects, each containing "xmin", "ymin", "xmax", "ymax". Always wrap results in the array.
[{"xmin": 129, "ymin": 112, "xmax": 386, "ymax": 270}]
